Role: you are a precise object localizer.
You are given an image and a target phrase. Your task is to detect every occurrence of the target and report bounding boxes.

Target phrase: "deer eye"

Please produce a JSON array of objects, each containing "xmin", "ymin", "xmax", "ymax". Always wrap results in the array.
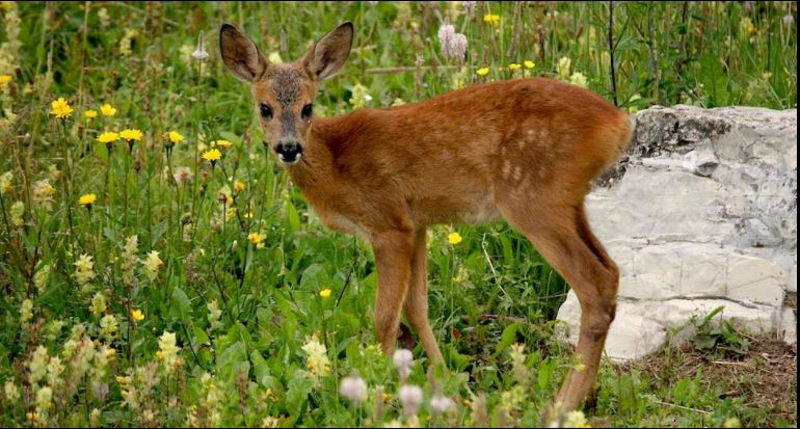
[
  {"xmin": 260, "ymin": 103, "xmax": 273, "ymax": 120},
  {"xmin": 301, "ymin": 103, "xmax": 313, "ymax": 120}
]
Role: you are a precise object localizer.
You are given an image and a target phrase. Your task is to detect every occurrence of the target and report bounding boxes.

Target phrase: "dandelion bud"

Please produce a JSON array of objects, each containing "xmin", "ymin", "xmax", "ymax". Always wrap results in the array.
[
  {"xmin": 398, "ymin": 385, "xmax": 423, "ymax": 416},
  {"xmin": 339, "ymin": 375, "xmax": 368, "ymax": 403}
]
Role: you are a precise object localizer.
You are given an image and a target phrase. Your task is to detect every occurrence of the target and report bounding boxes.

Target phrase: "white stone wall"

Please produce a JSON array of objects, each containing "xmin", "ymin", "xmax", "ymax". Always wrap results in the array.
[{"xmin": 556, "ymin": 105, "xmax": 797, "ymax": 361}]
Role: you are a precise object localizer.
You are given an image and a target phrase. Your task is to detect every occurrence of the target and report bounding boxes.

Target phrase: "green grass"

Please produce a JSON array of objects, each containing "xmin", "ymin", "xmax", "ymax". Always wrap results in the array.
[{"xmin": 0, "ymin": 1, "xmax": 796, "ymax": 427}]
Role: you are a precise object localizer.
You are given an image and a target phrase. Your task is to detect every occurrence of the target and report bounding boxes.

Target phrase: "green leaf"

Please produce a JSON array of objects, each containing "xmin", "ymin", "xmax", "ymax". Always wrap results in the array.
[
  {"xmin": 217, "ymin": 340, "xmax": 249, "ymax": 380},
  {"xmin": 171, "ymin": 286, "xmax": 192, "ymax": 320},
  {"xmin": 286, "ymin": 369, "xmax": 314, "ymax": 417},
  {"xmin": 493, "ymin": 322, "xmax": 521, "ymax": 358}
]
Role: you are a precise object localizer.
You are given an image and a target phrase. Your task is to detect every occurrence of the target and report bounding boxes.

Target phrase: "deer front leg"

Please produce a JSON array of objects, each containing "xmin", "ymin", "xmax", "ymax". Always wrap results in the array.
[{"xmin": 372, "ymin": 229, "xmax": 414, "ymax": 356}]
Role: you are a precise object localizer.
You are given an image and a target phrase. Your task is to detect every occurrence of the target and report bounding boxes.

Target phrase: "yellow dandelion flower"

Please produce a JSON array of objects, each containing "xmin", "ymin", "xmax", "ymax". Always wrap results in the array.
[
  {"xmin": 448, "ymin": 232, "xmax": 462, "ymax": 244},
  {"xmin": 247, "ymin": 232, "xmax": 263, "ymax": 245},
  {"xmin": 202, "ymin": 149, "xmax": 222, "ymax": 162},
  {"xmin": 79, "ymin": 193, "xmax": 97, "ymax": 206},
  {"xmin": 50, "ymin": 97, "xmax": 74, "ymax": 119},
  {"xmin": 131, "ymin": 309, "xmax": 144, "ymax": 321},
  {"xmin": 234, "ymin": 180, "xmax": 246, "ymax": 192},
  {"xmin": 120, "ymin": 129, "xmax": 143, "ymax": 141},
  {"xmin": 524, "ymin": 60, "xmax": 535, "ymax": 69},
  {"xmin": 0, "ymin": 74, "xmax": 11, "ymax": 87},
  {"xmin": 319, "ymin": 289, "xmax": 332, "ymax": 299},
  {"xmin": 100, "ymin": 103, "xmax": 117, "ymax": 117},
  {"xmin": 97, "ymin": 131, "xmax": 119, "ymax": 143},
  {"xmin": 476, "ymin": 67, "xmax": 490, "ymax": 77},
  {"xmin": 84, "ymin": 109, "xmax": 98, "ymax": 119},
  {"xmin": 213, "ymin": 139, "xmax": 232, "ymax": 148},
  {"xmin": 483, "ymin": 14, "xmax": 500, "ymax": 27},
  {"xmin": 508, "ymin": 63, "xmax": 521, "ymax": 71},
  {"xmin": 167, "ymin": 131, "xmax": 184, "ymax": 143}
]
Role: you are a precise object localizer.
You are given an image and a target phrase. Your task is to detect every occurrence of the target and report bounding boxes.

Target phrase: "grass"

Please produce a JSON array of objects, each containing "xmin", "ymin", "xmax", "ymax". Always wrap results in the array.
[{"xmin": 0, "ymin": 1, "xmax": 796, "ymax": 427}]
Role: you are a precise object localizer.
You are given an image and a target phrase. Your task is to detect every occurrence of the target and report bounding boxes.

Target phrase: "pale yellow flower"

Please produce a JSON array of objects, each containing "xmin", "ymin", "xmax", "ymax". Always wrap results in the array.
[
  {"xmin": 523, "ymin": 60, "xmax": 535, "ymax": 69},
  {"xmin": 212, "ymin": 139, "xmax": 232, "ymax": 148},
  {"xmin": 234, "ymin": 180, "xmax": 246, "ymax": 192},
  {"xmin": 84, "ymin": 109, "xmax": 98, "ymax": 119},
  {"xmin": 142, "ymin": 250, "xmax": 163, "ymax": 281},
  {"xmin": 508, "ymin": 63, "xmax": 521, "ymax": 71},
  {"xmin": 301, "ymin": 335, "xmax": 331, "ymax": 377},
  {"xmin": 483, "ymin": 14, "xmax": 500, "ymax": 27},
  {"xmin": 74, "ymin": 254, "xmax": 96, "ymax": 285},
  {"xmin": 247, "ymin": 232, "xmax": 263, "ymax": 245},
  {"xmin": 131, "ymin": 309, "xmax": 145, "ymax": 321}
]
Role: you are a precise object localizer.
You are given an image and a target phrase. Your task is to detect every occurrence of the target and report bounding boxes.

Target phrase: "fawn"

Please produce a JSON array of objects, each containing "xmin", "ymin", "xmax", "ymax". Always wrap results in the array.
[{"xmin": 220, "ymin": 22, "xmax": 631, "ymax": 411}]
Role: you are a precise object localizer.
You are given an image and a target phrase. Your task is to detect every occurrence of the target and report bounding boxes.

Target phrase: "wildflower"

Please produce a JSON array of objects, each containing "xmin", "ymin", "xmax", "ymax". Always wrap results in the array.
[
  {"xmin": 557, "ymin": 56, "xmax": 572, "ymax": 80},
  {"xmin": 50, "ymin": 97, "xmax": 73, "ymax": 119},
  {"xmin": 33, "ymin": 264, "xmax": 51, "ymax": 294},
  {"xmin": 509, "ymin": 63, "xmax": 521, "ymax": 71},
  {"xmin": 83, "ymin": 109, "xmax": 98, "ymax": 120},
  {"xmin": 301, "ymin": 334, "xmax": 331, "ymax": 377},
  {"xmin": 0, "ymin": 74, "xmax": 11, "ymax": 88},
  {"xmin": 121, "ymin": 235, "xmax": 139, "ymax": 285},
  {"xmin": 142, "ymin": 250, "xmax": 163, "ymax": 281},
  {"xmin": 462, "ymin": 1, "xmax": 476, "ymax": 16},
  {"xmin": 247, "ymin": 232, "xmax": 263, "ymax": 245},
  {"xmin": 79, "ymin": 193, "xmax": 97, "ymax": 208},
  {"xmin": 783, "ymin": 14, "xmax": 794, "ymax": 27},
  {"xmin": 46, "ymin": 356, "xmax": 64, "ymax": 387},
  {"xmin": 483, "ymin": 14, "xmax": 501, "ymax": 27},
  {"xmin": 499, "ymin": 385, "xmax": 525, "ymax": 412},
  {"xmin": 319, "ymin": 288, "xmax": 332, "ymax": 299},
  {"xmin": 570, "ymin": 72, "xmax": 588, "ymax": 87},
  {"xmin": 168, "ymin": 130, "xmax": 184, "ymax": 144},
  {"xmin": 349, "ymin": 83, "xmax": 372, "ymax": 108},
  {"xmin": 208, "ymin": 300, "xmax": 223, "ymax": 330},
  {"xmin": 173, "ymin": 166, "xmax": 194, "ymax": 186},
  {"xmin": 476, "ymin": 67, "xmax": 490, "ymax": 77},
  {"xmin": 739, "ymin": 17, "xmax": 756, "ymax": 36},
  {"xmin": 89, "ymin": 292, "xmax": 107, "ymax": 316},
  {"xmin": 524, "ymin": 60, "xmax": 535, "ymax": 69},
  {"xmin": 9, "ymin": 200, "xmax": 24, "ymax": 226},
  {"xmin": 430, "ymin": 393, "xmax": 454, "ymax": 414},
  {"xmin": 213, "ymin": 139, "xmax": 232, "ymax": 149},
  {"xmin": 202, "ymin": 148, "xmax": 222, "ymax": 164},
  {"xmin": 32, "ymin": 179, "xmax": 56, "ymax": 209},
  {"xmin": 565, "ymin": 410, "xmax": 592, "ymax": 428},
  {"xmin": 100, "ymin": 314, "xmax": 118, "ymax": 340},
  {"xmin": 192, "ymin": 31, "xmax": 209, "ymax": 60},
  {"xmin": 74, "ymin": 254, "xmax": 96, "ymax": 285},
  {"xmin": 268, "ymin": 52, "xmax": 283, "ymax": 64},
  {"xmin": 448, "ymin": 232, "xmax": 462, "ymax": 244},
  {"xmin": 97, "ymin": 7, "xmax": 109, "ymax": 28},
  {"xmin": 724, "ymin": 417, "xmax": 742, "ymax": 428},
  {"xmin": 156, "ymin": 331, "xmax": 181, "ymax": 370},
  {"xmin": 0, "ymin": 171, "xmax": 12, "ymax": 194},
  {"xmin": 234, "ymin": 180, "xmax": 246, "ymax": 192},
  {"xmin": 120, "ymin": 128, "xmax": 143, "ymax": 141},
  {"xmin": 131, "ymin": 309, "xmax": 145, "ymax": 321},
  {"xmin": 89, "ymin": 408, "xmax": 102, "ymax": 426},
  {"xmin": 35, "ymin": 386, "xmax": 53, "ymax": 411},
  {"xmin": 4, "ymin": 380, "xmax": 20, "ymax": 402},
  {"xmin": 393, "ymin": 348, "xmax": 414, "ymax": 381},
  {"xmin": 100, "ymin": 103, "xmax": 117, "ymax": 116},
  {"xmin": 120, "ymin": 28, "xmax": 138, "ymax": 56},
  {"xmin": 339, "ymin": 375, "xmax": 368, "ymax": 403},
  {"xmin": 29, "ymin": 346, "xmax": 49, "ymax": 384},
  {"xmin": 438, "ymin": 21, "xmax": 468, "ymax": 59},
  {"xmin": 20, "ymin": 298, "xmax": 33, "ymax": 325},
  {"xmin": 398, "ymin": 385, "xmax": 423, "ymax": 416},
  {"xmin": 97, "ymin": 131, "xmax": 119, "ymax": 143}
]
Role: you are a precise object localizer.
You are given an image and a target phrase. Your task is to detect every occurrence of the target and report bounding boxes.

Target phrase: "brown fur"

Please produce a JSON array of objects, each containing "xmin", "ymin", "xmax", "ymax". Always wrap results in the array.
[{"xmin": 221, "ymin": 22, "xmax": 632, "ymax": 412}]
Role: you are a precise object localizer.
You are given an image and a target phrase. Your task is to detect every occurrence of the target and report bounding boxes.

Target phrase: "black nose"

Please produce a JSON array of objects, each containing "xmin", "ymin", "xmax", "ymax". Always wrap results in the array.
[{"xmin": 275, "ymin": 141, "xmax": 302, "ymax": 163}]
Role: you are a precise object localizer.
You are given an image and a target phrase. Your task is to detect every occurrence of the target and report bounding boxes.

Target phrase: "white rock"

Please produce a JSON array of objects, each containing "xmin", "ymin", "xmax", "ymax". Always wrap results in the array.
[
  {"xmin": 778, "ymin": 306, "xmax": 796, "ymax": 345},
  {"xmin": 557, "ymin": 105, "xmax": 797, "ymax": 359}
]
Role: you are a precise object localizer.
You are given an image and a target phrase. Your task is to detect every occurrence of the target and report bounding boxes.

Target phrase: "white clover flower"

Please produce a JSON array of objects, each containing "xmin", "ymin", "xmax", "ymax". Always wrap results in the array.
[
  {"xmin": 398, "ymin": 384, "xmax": 423, "ymax": 416},
  {"xmin": 339, "ymin": 375, "xmax": 368, "ymax": 403},
  {"xmin": 430, "ymin": 393, "xmax": 454, "ymax": 414},
  {"xmin": 393, "ymin": 348, "xmax": 414, "ymax": 380}
]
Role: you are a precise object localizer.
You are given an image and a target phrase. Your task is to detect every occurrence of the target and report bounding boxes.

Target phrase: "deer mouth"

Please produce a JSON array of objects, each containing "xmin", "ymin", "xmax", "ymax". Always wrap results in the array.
[{"xmin": 277, "ymin": 152, "xmax": 302, "ymax": 165}]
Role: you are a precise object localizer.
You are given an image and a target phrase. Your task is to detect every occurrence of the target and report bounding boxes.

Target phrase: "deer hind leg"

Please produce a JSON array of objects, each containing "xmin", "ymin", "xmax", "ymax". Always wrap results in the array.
[
  {"xmin": 372, "ymin": 229, "xmax": 415, "ymax": 356},
  {"xmin": 496, "ymin": 198, "xmax": 618, "ymax": 411},
  {"xmin": 403, "ymin": 228, "xmax": 445, "ymax": 363}
]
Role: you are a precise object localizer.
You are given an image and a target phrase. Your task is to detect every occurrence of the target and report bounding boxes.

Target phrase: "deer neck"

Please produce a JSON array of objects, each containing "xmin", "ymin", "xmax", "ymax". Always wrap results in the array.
[{"xmin": 284, "ymin": 116, "xmax": 344, "ymax": 195}]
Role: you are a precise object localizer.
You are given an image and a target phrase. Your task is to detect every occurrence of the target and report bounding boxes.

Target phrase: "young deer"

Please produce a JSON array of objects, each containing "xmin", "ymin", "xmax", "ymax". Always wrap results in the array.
[{"xmin": 220, "ymin": 22, "xmax": 631, "ymax": 411}]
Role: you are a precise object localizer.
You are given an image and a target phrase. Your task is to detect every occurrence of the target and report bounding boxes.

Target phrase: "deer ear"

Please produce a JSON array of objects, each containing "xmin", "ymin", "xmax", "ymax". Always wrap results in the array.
[
  {"xmin": 219, "ymin": 24, "xmax": 268, "ymax": 82},
  {"xmin": 303, "ymin": 22, "xmax": 353, "ymax": 80}
]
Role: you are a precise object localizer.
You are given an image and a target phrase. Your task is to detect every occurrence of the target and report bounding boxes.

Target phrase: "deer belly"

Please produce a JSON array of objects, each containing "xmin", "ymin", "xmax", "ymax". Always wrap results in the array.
[{"xmin": 324, "ymin": 214, "xmax": 370, "ymax": 240}]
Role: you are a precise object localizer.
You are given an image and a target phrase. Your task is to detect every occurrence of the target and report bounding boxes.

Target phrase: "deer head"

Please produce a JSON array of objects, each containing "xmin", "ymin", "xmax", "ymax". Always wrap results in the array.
[{"xmin": 219, "ymin": 22, "xmax": 354, "ymax": 165}]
